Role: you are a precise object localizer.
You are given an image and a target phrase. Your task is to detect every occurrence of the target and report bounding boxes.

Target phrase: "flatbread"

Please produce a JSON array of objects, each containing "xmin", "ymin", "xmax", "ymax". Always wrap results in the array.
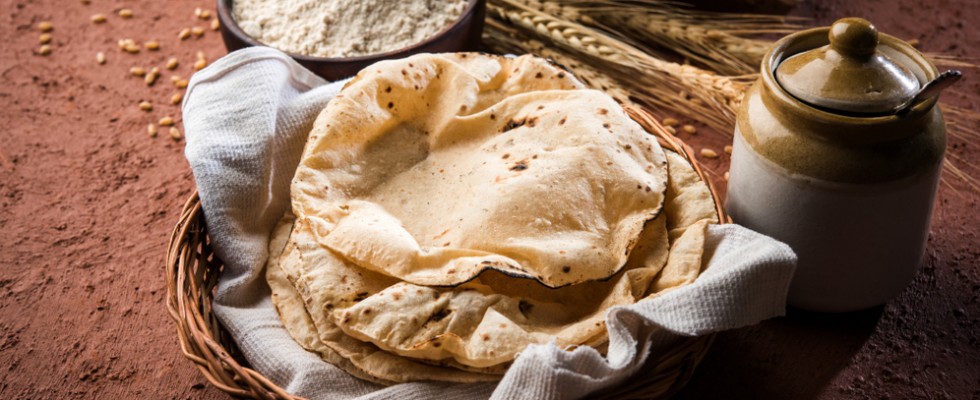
[
  {"xmin": 267, "ymin": 52, "xmax": 719, "ymax": 378},
  {"xmin": 277, "ymin": 151, "xmax": 716, "ymax": 370},
  {"xmin": 268, "ymin": 213, "xmax": 504, "ymax": 383},
  {"xmin": 290, "ymin": 53, "xmax": 669, "ymax": 289}
]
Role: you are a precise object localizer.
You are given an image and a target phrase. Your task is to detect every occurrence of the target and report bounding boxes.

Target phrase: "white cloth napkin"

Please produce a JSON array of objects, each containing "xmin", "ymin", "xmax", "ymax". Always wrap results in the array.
[{"xmin": 182, "ymin": 47, "xmax": 797, "ymax": 400}]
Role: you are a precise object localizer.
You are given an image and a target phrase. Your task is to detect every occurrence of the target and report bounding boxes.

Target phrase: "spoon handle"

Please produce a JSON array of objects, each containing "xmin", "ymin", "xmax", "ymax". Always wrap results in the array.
[{"xmin": 894, "ymin": 70, "xmax": 962, "ymax": 115}]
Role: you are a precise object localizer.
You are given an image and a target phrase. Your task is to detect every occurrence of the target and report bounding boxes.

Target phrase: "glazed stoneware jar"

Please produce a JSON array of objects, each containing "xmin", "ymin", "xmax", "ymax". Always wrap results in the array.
[{"xmin": 727, "ymin": 18, "xmax": 950, "ymax": 312}]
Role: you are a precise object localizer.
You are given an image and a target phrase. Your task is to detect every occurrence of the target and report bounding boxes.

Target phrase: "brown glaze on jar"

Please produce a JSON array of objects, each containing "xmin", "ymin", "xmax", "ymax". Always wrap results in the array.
[
  {"xmin": 727, "ymin": 18, "xmax": 951, "ymax": 312},
  {"xmin": 737, "ymin": 21, "xmax": 945, "ymax": 185}
]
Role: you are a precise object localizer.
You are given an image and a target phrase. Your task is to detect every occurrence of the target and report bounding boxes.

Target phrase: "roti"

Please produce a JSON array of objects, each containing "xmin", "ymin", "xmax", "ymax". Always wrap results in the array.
[
  {"xmin": 267, "ymin": 213, "xmax": 505, "ymax": 383},
  {"xmin": 267, "ymin": 52, "xmax": 718, "ymax": 378},
  {"xmin": 289, "ymin": 53, "xmax": 669, "ymax": 289},
  {"xmin": 276, "ymin": 150, "xmax": 716, "ymax": 369}
]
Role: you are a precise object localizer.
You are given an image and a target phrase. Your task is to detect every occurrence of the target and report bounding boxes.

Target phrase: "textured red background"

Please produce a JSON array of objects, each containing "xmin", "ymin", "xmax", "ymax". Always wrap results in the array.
[{"xmin": 1, "ymin": 0, "xmax": 977, "ymax": 399}]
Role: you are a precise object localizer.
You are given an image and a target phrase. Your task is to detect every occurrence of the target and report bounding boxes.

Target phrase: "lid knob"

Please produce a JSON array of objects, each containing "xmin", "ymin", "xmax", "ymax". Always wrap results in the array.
[
  {"xmin": 775, "ymin": 17, "xmax": 920, "ymax": 114},
  {"xmin": 829, "ymin": 18, "xmax": 878, "ymax": 59}
]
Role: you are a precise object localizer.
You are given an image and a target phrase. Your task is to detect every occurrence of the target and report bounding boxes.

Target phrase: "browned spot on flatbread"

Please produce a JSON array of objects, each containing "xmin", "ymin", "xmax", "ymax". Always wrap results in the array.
[{"xmin": 502, "ymin": 118, "xmax": 526, "ymax": 132}]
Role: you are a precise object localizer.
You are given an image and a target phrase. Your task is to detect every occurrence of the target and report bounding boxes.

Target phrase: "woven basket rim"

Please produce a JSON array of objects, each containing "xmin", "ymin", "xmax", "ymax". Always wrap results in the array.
[{"xmin": 165, "ymin": 104, "xmax": 728, "ymax": 400}]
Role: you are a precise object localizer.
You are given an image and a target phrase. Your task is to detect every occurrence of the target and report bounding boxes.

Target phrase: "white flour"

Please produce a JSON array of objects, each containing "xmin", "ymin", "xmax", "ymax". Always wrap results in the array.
[{"xmin": 233, "ymin": 0, "xmax": 468, "ymax": 58}]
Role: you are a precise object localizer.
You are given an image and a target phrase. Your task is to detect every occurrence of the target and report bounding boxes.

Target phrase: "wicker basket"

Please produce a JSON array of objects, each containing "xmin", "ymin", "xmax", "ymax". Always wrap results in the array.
[{"xmin": 165, "ymin": 105, "xmax": 727, "ymax": 400}]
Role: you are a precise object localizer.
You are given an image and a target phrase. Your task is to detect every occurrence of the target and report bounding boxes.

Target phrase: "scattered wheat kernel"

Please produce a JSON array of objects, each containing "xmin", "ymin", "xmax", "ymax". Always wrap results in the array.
[
  {"xmin": 38, "ymin": 45, "xmax": 52, "ymax": 56},
  {"xmin": 147, "ymin": 124, "xmax": 158, "ymax": 138},
  {"xmin": 908, "ymin": 38, "xmax": 920, "ymax": 48},
  {"xmin": 81, "ymin": 0, "xmax": 91, "ymax": 4},
  {"xmin": 138, "ymin": 101, "xmax": 153, "ymax": 111},
  {"xmin": 700, "ymin": 148, "xmax": 719, "ymax": 159},
  {"xmin": 210, "ymin": 19, "xmax": 220, "ymax": 31},
  {"xmin": 159, "ymin": 116, "xmax": 175, "ymax": 126},
  {"xmin": 166, "ymin": 58, "xmax": 179, "ymax": 70},
  {"xmin": 96, "ymin": 52, "xmax": 106, "ymax": 64},
  {"xmin": 193, "ymin": 59, "xmax": 207, "ymax": 70},
  {"xmin": 91, "ymin": 14, "xmax": 107, "ymax": 24},
  {"xmin": 191, "ymin": 27, "xmax": 205, "ymax": 37},
  {"xmin": 682, "ymin": 124, "xmax": 697, "ymax": 134},
  {"xmin": 195, "ymin": 51, "xmax": 206, "ymax": 60},
  {"xmin": 124, "ymin": 43, "xmax": 140, "ymax": 54},
  {"xmin": 145, "ymin": 40, "xmax": 160, "ymax": 51},
  {"xmin": 665, "ymin": 126, "xmax": 677, "ymax": 135},
  {"xmin": 38, "ymin": 21, "xmax": 54, "ymax": 32},
  {"xmin": 118, "ymin": 9, "xmax": 133, "ymax": 19},
  {"xmin": 145, "ymin": 72, "xmax": 159, "ymax": 86},
  {"xmin": 129, "ymin": 66, "xmax": 146, "ymax": 77},
  {"xmin": 724, "ymin": 145, "xmax": 733, "ymax": 155},
  {"xmin": 661, "ymin": 117, "xmax": 679, "ymax": 127},
  {"xmin": 170, "ymin": 93, "xmax": 183, "ymax": 105},
  {"xmin": 169, "ymin": 127, "xmax": 182, "ymax": 140},
  {"xmin": 724, "ymin": 171, "xmax": 730, "ymax": 181},
  {"xmin": 170, "ymin": 75, "xmax": 181, "ymax": 83},
  {"xmin": 39, "ymin": 33, "xmax": 52, "ymax": 44},
  {"xmin": 178, "ymin": 28, "xmax": 191, "ymax": 40},
  {"xmin": 175, "ymin": 79, "xmax": 189, "ymax": 89},
  {"xmin": 195, "ymin": 8, "xmax": 211, "ymax": 19}
]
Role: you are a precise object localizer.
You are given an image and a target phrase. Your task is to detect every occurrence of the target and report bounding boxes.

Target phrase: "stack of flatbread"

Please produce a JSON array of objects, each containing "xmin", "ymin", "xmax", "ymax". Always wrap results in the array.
[{"xmin": 265, "ymin": 53, "xmax": 719, "ymax": 384}]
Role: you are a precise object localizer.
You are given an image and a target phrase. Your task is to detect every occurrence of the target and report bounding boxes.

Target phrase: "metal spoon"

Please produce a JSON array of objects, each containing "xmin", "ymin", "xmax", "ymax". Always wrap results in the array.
[{"xmin": 893, "ymin": 70, "xmax": 962, "ymax": 116}]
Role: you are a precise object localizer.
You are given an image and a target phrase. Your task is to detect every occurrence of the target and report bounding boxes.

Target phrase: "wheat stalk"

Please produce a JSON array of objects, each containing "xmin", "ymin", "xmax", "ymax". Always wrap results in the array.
[
  {"xmin": 487, "ymin": 0, "xmax": 749, "ymax": 132},
  {"xmin": 518, "ymin": 0, "xmax": 800, "ymax": 74}
]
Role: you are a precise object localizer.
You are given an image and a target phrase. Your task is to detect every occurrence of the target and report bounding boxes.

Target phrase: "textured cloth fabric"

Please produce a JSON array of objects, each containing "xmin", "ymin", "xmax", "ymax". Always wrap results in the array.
[{"xmin": 182, "ymin": 47, "xmax": 797, "ymax": 400}]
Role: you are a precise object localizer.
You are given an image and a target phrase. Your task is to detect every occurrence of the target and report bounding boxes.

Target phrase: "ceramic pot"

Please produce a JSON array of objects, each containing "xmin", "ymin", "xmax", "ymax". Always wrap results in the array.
[{"xmin": 727, "ymin": 18, "xmax": 950, "ymax": 312}]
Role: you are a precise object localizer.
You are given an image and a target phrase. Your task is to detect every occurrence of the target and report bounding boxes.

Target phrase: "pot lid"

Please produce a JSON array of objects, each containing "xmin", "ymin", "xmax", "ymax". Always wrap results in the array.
[{"xmin": 775, "ymin": 18, "xmax": 920, "ymax": 114}]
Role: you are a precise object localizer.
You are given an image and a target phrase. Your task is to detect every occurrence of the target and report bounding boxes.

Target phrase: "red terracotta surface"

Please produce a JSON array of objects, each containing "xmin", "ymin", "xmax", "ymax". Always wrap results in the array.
[{"xmin": 0, "ymin": 1, "xmax": 977, "ymax": 399}]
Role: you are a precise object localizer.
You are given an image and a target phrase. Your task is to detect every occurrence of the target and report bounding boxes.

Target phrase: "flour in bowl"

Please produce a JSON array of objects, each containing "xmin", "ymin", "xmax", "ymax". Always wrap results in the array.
[{"xmin": 233, "ymin": 0, "xmax": 469, "ymax": 58}]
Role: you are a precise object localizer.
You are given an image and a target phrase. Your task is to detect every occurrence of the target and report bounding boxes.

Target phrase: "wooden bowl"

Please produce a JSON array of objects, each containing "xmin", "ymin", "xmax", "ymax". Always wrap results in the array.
[{"xmin": 215, "ymin": 0, "xmax": 487, "ymax": 81}]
